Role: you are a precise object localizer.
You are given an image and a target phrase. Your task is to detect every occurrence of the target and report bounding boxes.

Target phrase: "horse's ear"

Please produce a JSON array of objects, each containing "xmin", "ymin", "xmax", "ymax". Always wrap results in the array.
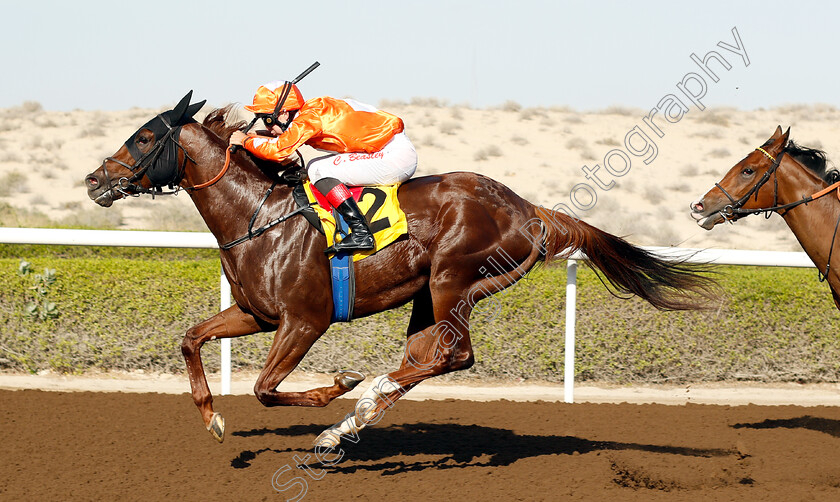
[
  {"xmin": 185, "ymin": 100, "xmax": 206, "ymax": 120},
  {"xmin": 779, "ymin": 127, "xmax": 791, "ymax": 147},
  {"xmin": 171, "ymin": 90, "xmax": 194, "ymax": 123},
  {"xmin": 767, "ymin": 125, "xmax": 789, "ymax": 151}
]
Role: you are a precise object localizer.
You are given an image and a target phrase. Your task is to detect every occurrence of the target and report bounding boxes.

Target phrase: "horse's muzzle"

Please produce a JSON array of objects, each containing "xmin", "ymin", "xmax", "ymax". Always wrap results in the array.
[
  {"xmin": 689, "ymin": 198, "xmax": 725, "ymax": 230},
  {"xmin": 85, "ymin": 173, "xmax": 114, "ymax": 207}
]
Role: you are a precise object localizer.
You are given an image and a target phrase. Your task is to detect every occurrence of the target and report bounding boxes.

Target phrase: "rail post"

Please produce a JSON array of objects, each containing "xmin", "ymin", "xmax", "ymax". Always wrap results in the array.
[
  {"xmin": 564, "ymin": 259, "xmax": 578, "ymax": 403},
  {"xmin": 220, "ymin": 266, "xmax": 232, "ymax": 395}
]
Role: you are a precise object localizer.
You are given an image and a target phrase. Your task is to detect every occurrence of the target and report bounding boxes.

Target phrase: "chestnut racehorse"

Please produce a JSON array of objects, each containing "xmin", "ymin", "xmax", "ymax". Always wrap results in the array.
[
  {"xmin": 691, "ymin": 126, "xmax": 840, "ymax": 308},
  {"xmin": 85, "ymin": 92, "xmax": 716, "ymax": 446}
]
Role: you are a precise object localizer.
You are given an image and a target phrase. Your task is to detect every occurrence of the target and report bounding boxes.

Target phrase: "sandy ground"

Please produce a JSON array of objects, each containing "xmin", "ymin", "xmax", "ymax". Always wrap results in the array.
[
  {"xmin": 3, "ymin": 371, "xmax": 840, "ymax": 407},
  {"xmin": 2, "ymin": 100, "xmax": 839, "ymax": 250},
  {"xmin": 7, "ymin": 389, "xmax": 840, "ymax": 500}
]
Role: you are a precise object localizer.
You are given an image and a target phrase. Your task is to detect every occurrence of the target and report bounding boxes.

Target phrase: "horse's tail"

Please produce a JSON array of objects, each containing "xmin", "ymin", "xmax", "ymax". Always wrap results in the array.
[{"xmin": 533, "ymin": 207, "xmax": 719, "ymax": 310}]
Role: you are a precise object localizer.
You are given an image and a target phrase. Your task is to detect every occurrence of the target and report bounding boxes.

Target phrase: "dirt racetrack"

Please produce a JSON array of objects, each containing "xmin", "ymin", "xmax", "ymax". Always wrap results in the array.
[{"xmin": 3, "ymin": 389, "xmax": 840, "ymax": 501}]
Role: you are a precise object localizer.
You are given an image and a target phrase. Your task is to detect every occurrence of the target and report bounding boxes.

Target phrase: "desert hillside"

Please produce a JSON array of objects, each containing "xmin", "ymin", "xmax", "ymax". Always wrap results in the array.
[{"xmin": 1, "ymin": 100, "xmax": 838, "ymax": 252}]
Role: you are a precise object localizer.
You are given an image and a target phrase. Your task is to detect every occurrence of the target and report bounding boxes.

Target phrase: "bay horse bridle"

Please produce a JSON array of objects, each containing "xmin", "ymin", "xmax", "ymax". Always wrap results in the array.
[
  {"xmin": 715, "ymin": 146, "xmax": 840, "ymax": 281},
  {"xmin": 98, "ymin": 114, "xmax": 194, "ymax": 200},
  {"xmin": 715, "ymin": 147, "xmax": 788, "ymax": 221},
  {"xmin": 92, "ymin": 91, "xmax": 206, "ymax": 204}
]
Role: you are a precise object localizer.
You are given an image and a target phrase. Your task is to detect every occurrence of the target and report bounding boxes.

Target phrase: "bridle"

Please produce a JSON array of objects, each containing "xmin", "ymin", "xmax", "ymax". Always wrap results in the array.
[
  {"xmin": 716, "ymin": 147, "xmax": 840, "ymax": 219},
  {"xmin": 715, "ymin": 147, "xmax": 787, "ymax": 221},
  {"xmin": 98, "ymin": 113, "xmax": 195, "ymax": 202},
  {"xmin": 715, "ymin": 146, "xmax": 840, "ymax": 281}
]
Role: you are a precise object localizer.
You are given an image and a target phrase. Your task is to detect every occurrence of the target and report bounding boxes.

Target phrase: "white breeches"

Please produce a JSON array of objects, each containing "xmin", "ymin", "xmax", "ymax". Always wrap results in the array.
[{"xmin": 307, "ymin": 132, "xmax": 418, "ymax": 186}]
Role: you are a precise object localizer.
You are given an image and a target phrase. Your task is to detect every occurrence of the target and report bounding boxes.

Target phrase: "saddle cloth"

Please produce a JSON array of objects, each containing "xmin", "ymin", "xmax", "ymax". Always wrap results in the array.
[{"xmin": 302, "ymin": 182, "xmax": 408, "ymax": 262}]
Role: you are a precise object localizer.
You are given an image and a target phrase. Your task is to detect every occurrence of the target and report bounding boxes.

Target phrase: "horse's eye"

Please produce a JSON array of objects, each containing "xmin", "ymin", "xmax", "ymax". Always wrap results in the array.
[
  {"xmin": 137, "ymin": 135, "xmax": 151, "ymax": 145},
  {"xmin": 742, "ymin": 167, "xmax": 755, "ymax": 176}
]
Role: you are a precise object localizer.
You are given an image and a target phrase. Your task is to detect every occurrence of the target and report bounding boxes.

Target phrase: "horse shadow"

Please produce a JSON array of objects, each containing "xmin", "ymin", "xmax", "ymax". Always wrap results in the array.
[
  {"xmin": 731, "ymin": 415, "xmax": 840, "ymax": 438},
  {"xmin": 231, "ymin": 422, "xmax": 734, "ymax": 474}
]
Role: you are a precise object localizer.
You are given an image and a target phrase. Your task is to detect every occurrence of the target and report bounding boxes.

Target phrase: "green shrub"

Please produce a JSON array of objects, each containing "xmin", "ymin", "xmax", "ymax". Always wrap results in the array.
[{"xmin": 17, "ymin": 260, "xmax": 58, "ymax": 321}]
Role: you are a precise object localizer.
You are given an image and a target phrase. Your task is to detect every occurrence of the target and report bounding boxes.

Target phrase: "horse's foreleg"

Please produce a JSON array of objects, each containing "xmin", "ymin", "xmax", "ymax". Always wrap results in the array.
[
  {"xmin": 181, "ymin": 304, "xmax": 270, "ymax": 442},
  {"xmin": 252, "ymin": 314, "xmax": 364, "ymax": 407}
]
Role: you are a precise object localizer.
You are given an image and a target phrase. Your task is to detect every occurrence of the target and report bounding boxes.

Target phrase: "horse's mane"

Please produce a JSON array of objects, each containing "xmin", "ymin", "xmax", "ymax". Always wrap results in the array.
[
  {"xmin": 201, "ymin": 106, "xmax": 304, "ymax": 182},
  {"xmin": 202, "ymin": 105, "xmax": 245, "ymax": 142},
  {"xmin": 783, "ymin": 139, "xmax": 840, "ymax": 184}
]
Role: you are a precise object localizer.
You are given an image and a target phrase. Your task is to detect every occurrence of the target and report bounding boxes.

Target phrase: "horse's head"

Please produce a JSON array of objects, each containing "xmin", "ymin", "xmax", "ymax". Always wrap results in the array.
[
  {"xmin": 85, "ymin": 91, "xmax": 205, "ymax": 207},
  {"xmin": 689, "ymin": 126, "xmax": 790, "ymax": 229}
]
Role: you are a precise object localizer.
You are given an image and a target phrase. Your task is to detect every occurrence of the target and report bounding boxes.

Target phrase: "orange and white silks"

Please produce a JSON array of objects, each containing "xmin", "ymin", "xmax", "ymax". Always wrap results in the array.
[{"xmin": 243, "ymin": 97, "xmax": 405, "ymax": 162}]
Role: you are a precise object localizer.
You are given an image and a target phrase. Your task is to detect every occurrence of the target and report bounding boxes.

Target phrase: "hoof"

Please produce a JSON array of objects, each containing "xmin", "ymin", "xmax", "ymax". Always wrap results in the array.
[
  {"xmin": 335, "ymin": 370, "xmax": 365, "ymax": 391},
  {"xmin": 313, "ymin": 429, "xmax": 340, "ymax": 449},
  {"xmin": 207, "ymin": 412, "xmax": 225, "ymax": 443}
]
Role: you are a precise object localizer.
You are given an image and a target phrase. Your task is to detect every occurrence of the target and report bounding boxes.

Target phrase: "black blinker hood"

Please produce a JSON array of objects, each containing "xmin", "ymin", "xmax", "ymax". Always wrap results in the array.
[{"xmin": 124, "ymin": 91, "xmax": 206, "ymax": 187}]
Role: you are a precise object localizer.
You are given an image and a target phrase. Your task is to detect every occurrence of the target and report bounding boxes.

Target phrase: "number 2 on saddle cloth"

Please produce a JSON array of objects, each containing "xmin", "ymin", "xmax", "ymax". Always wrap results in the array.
[{"xmin": 299, "ymin": 182, "xmax": 408, "ymax": 322}]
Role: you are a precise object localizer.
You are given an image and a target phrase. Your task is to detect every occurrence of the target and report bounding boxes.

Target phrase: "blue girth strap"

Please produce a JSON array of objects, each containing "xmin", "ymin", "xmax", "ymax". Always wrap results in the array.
[{"xmin": 330, "ymin": 210, "xmax": 355, "ymax": 322}]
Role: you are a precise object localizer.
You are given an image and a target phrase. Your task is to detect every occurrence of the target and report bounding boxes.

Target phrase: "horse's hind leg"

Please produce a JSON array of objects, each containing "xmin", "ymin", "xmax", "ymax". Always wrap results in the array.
[
  {"xmin": 181, "ymin": 304, "xmax": 273, "ymax": 442},
  {"xmin": 251, "ymin": 312, "xmax": 365, "ymax": 408},
  {"xmin": 315, "ymin": 286, "xmax": 475, "ymax": 448}
]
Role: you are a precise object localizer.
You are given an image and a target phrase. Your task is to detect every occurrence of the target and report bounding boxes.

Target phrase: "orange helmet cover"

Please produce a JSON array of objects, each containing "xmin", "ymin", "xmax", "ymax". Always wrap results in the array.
[{"xmin": 244, "ymin": 81, "xmax": 304, "ymax": 114}]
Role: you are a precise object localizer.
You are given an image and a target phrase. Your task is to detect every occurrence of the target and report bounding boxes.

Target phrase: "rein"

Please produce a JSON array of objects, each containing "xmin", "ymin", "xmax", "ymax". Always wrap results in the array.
[
  {"xmin": 106, "ymin": 132, "xmax": 311, "ymax": 250},
  {"xmin": 186, "ymin": 146, "xmax": 232, "ymax": 191},
  {"xmin": 717, "ymin": 147, "xmax": 840, "ymax": 281},
  {"xmin": 218, "ymin": 186, "xmax": 313, "ymax": 250},
  {"xmin": 216, "ymin": 150, "xmax": 312, "ymax": 249},
  {"xmin": 187, "ymin": 134, "xmax": 307, "ymax": 192}
]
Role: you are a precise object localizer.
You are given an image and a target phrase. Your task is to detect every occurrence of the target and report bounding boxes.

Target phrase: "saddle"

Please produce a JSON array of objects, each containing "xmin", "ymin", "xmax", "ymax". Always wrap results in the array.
[
  {"xmin": 292, "ymin": 182, "xmax": 408, "ymax": 261},
  {"xmin": 291, "ymin": 179, "xmax": 408, "ymax": 322}
]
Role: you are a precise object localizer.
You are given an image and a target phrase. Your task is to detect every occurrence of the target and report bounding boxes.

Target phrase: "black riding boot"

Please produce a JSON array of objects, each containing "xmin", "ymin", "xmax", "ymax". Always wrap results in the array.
[{"xmin": 328, "ymin": 197, "xmax": 376, "ymax": 254}]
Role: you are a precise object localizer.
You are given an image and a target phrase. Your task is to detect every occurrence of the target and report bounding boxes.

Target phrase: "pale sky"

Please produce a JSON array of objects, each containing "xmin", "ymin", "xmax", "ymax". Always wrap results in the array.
[{"xmin": 2, "ymin": 0, "xmax": 838, "ymax": 112}]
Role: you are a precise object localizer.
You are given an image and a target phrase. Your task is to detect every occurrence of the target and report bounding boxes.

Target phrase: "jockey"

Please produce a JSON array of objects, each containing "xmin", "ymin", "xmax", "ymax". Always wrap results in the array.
[{"xmin": 230, "ymin": 81, "xmax": 417, "ymax": 253}]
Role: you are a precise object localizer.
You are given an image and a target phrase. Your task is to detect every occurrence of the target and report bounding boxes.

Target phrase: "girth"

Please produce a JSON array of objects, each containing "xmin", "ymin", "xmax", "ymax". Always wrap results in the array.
[{"xmin": 292, "ymin": 183, "xmax": 325, "ymax": 235}]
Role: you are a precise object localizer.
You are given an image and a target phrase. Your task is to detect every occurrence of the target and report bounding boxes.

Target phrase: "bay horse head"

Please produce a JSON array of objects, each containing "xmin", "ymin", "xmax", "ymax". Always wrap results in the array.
[
  {"xmin": 85, "ymin": 91, "xmax": 205, "ymax": 206},
  {"xmin": 690, "ymin": 126, "xmax": 791, "ymax": 229},
  {"xmin": 690, "ymin": 126, "xmax": 840, "ymax": 230}
]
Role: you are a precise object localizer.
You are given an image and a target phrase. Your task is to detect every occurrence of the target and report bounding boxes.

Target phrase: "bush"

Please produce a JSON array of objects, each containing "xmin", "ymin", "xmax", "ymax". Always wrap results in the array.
[
  {"xmin": 473, "ymin": 145, "xmax": 503, "ymax": 161},
  {"xmin": 500, "ymin": 100, "xmax": 522, "ymax": 112},
  {"xmin": 438, "ymin": 121, "xmax": 462, "ymax": 135},
  {"xmin": 21, "ymin": 101, "xmax": 43, "ymax": 113},
  {"xmin": 0, "ymin": 171, "xmax": 29, "ymax": 196}
]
